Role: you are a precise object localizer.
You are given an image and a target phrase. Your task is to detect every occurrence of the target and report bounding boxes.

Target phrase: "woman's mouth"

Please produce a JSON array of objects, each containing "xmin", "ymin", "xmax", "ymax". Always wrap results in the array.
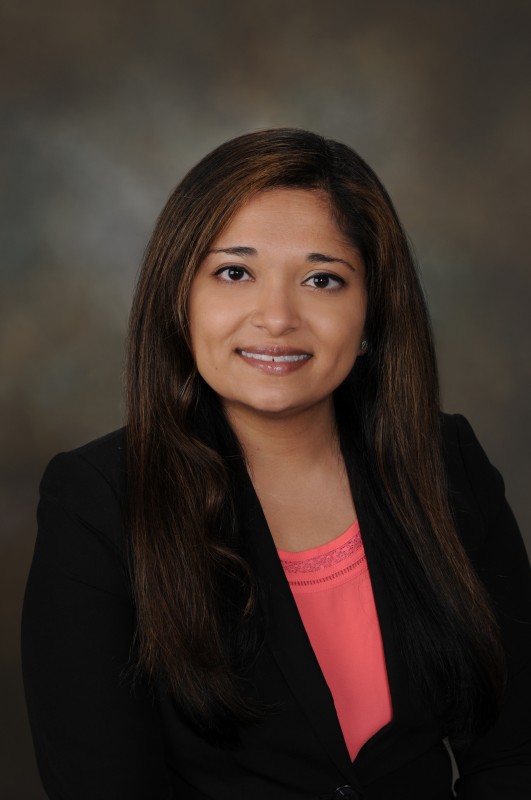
[{"xmin": 236, "ymin": 348, "xmax": 312, "ymax": 374}]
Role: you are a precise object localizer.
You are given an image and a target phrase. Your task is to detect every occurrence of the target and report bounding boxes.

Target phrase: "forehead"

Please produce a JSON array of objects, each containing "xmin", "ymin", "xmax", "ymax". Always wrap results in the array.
[{"xmin": 211, "ymin": 188, "xmax": 351, "ymax": 249}]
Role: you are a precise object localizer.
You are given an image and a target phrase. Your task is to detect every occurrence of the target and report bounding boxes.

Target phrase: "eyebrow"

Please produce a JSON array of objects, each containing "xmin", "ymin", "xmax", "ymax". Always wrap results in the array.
[
  {"xmin": 208, "ymin": 246, "xmax": 257, "ymax": 257},
  {"xmin": 306, "ymin": 252, "xmax": 355, "ymax": 272},
  {"xmin": 208, "ymin": 246, "xmax": 356, "ymax": 271}
]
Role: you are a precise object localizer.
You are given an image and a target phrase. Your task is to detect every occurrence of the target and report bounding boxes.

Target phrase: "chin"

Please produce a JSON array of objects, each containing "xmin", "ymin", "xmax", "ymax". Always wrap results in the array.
[{"xmin": 225, "ymin": 392, "xmax": 326, "ymax": 420}]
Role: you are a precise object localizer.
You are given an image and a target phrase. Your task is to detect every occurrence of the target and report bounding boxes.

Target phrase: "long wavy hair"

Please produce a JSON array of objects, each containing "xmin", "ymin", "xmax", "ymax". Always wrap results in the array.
[{"xmin": 126, "ymin": 128, "xmax": 505, "ymax": 743}]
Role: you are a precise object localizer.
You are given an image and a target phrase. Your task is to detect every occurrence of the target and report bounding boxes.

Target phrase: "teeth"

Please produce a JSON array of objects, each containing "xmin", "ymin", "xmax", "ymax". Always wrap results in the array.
[{"xmin": 240, "ymin": 350, "xmax": 309, "ymax": 363}]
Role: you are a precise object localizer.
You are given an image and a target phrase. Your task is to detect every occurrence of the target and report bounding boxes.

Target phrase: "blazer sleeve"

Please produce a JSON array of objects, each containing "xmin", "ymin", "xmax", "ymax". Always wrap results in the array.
[
  {"xmin": 448, "ymin": 415, "xmax": 531, "ymax": 799},
  {"xmin": 21, "ymin": 449, "xmax": 176, "ymax": 800}
]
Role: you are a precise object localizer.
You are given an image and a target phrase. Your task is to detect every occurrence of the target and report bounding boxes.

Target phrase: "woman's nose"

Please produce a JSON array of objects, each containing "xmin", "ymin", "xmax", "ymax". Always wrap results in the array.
[{"xmin": 251, "ymin": 282, "xmax": 300, "ymax": 336}]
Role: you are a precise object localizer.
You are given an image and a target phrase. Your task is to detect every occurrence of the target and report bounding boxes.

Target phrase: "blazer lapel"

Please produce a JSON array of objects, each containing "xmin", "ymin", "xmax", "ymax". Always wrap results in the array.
[
  {"xmin": 345, "ymin": 469, "xmax": 429, "ymax": 778},
  {"xmin": 236, "ymin": 465, "xmax": 355, "ymax": 780}
]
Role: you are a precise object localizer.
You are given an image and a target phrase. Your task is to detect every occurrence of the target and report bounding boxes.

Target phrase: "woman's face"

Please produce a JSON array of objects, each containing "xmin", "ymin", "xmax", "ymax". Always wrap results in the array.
[{"xmin": 188, "ymin": 188, "xmax": 367, "ymax": 422}]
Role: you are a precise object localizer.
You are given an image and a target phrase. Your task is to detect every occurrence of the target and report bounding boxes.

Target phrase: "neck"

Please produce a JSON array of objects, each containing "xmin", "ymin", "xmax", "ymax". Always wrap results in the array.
[{"xmin": 224, "ymin": 398, "xmax": 339, "ymax": 472}]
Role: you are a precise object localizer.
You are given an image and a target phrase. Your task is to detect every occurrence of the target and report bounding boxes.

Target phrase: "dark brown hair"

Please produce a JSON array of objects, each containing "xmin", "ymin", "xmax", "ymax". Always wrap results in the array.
[{"xmin": 126, "ymin": 128, "xmax": 504, "ymax": 742}]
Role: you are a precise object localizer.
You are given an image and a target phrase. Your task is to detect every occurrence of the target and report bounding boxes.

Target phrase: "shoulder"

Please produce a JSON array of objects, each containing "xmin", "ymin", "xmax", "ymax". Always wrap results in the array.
[
  {"xmin": 440, "ymin": 413, "xmax": 505, "ymax": 518},
  {"xmin": 439, "ymin": 413, "xmax": 526, "ymax": 567},
  {"xmin": 440, "ymin": 413, "xmax": 503, "ymax": 559},
  {"xmin": 41, "ymin": 428, "xmax": 126, "ymax": 509},
  {"xmin": 43, "ymin": 427, "xmax": 126, "ymax": 479},
  {"xmin": 37, "ymin": 429, "xmax": 128, "ymax": 572}
]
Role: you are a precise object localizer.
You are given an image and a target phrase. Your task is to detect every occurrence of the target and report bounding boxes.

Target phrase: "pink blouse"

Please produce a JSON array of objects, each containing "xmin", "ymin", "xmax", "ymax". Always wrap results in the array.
[{"xmin": 278, "ymin": 520, "xmax": 393, "ymax": 760}]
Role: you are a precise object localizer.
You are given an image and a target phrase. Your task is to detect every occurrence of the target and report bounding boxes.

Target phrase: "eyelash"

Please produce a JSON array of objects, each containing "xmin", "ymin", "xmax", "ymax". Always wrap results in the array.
[
  {"xmin": 214, "ymin": 265, "xmax": 251, "ymax": 282},
  {"xmin": 304, "ymin": 272, "xmax": 346, "ymax": 290},
  {"xmin": 214, "ymin": 266, "xmax": 346, "ymax": 290}
]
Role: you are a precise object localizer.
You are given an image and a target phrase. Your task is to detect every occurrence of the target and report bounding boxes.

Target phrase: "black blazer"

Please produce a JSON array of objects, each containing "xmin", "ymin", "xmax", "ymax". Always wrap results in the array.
[{"xmin": 22, "ymin": 414, "xmax": 531, "ymax": 800}]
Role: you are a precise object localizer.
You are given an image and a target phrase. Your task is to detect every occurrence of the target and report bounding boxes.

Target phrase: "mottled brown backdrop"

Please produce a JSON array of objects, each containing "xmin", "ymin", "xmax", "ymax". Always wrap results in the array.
[{"xmin": 1, "ymin": 1, "xmax": 530, "ymax": 796}]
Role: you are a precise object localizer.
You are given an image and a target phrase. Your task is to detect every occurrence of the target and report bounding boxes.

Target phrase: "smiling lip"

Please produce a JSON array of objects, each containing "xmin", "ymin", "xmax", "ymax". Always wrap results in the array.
[{"xmin": 236, "ymin": 347, "xmax": 312, "ymax": 374}]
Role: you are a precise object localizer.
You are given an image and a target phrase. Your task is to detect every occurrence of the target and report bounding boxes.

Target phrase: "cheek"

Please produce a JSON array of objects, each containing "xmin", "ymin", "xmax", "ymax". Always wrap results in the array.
[
  {"xmin": 320, "ymin": 307, "xmax": 365, "ymax": 346},
  {"xmin": 189, "ymin": 306, "xmax": 238, "ymax": 377},
  {"xmin": 320, "ymin": 314, "xmax": 365, "ymax": 376},
  {"xmin": 189, "ymin": 291, "xmax": 223, "ymax": 350},
  {"xmin": 191, "ymin": 290, "xmax": 243, "ymax": 341}
]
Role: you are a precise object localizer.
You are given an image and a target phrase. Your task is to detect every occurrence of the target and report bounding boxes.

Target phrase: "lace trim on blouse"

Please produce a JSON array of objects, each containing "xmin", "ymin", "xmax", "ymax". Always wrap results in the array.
[{"xmin": 278, "ymin": 520, "xmax": 367, "ymax": 592}]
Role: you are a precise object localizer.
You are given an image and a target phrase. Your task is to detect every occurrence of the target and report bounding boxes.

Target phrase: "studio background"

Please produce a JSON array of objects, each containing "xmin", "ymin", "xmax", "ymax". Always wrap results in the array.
[{"xmin": 1, "ymin": 1, "xmax": 530, "ymax": 797}]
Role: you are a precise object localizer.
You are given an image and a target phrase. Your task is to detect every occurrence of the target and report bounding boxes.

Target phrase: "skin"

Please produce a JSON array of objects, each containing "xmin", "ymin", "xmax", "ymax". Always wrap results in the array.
[{"xmin": 188, "ymin": 189, "xmax": 367, "ymax": 550}]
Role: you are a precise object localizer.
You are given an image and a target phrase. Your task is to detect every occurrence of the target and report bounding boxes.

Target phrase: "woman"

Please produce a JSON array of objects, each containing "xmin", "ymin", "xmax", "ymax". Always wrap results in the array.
[{"xmin": 22, "ymin": 129, "xmax": 531, "ymax": 799}]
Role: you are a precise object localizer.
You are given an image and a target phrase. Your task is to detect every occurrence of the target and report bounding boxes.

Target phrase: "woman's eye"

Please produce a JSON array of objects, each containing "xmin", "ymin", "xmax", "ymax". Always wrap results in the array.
[
  {"xmin": 215, "ymin": 266, "xmax": 251, "ymax": 282},
  {"xmin": 304, "ymin": 272, "xmax": 345, "ymax": 290}
]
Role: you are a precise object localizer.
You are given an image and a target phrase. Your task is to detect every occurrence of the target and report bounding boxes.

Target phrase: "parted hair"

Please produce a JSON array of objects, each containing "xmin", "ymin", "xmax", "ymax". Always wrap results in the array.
[{"xmin": 126, "ymin": 128, "xmax": 504, "ymax": 743}]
